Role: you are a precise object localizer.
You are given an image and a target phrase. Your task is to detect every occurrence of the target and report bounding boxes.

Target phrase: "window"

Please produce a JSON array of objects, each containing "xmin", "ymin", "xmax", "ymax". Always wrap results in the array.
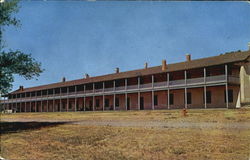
[
  {"xmin": 225, "ymin": 90, "xmax": 233, "ymax": 103},
  {"xmin": 206, "ymin": 70, "xmax": 211, "ymax": 77},
  {"xmin": 95, "ymin": 99, "xmax": 100, "ymax": 107},
  {"xmin": 115, "ymin": 98, "xmax": 119, "ymax": 107},
  {"xmin": 187, "ymin": 92, "xmax": 192, "ymax": 104},
  {"xmin": 206, "ymin": 91, "xmax": 212, "ymax": 104},
  {"xmin": 169, "ymin": 94, "xmax": 174, "ymax": 105},
  {"xmin": 105, "ymin": 99, "xmax": 109, "ymax": 107},
  {"xmin": 228, "ymin": 67, "xmax": 232, "ymax": 75},
  {"xmin": 154, "ymin": 95, "xmax": 158, "ymax": 106},
  {"xmin": 169, "ymin": 74, "xmax": 173, "ymax": 81},
  {"xmin": 89, "ymin": 100, "xmax": 93, "ymax": 107}
]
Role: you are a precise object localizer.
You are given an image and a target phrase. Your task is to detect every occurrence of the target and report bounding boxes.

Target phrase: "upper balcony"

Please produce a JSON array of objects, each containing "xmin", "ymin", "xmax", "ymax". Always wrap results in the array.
[{"xmin": 2, "ymin": 74, "xmax": 239, "ymax": 103}]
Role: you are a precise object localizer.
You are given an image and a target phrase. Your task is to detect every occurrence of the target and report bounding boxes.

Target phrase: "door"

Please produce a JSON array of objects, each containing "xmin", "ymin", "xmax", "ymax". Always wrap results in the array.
[
  {"xmin": 140, "ymin": 97, "xmax": 144, "ymax": 110},
  {"xmin": 127, "ymin": 97, "xmax": 130, "ymax": 110}
]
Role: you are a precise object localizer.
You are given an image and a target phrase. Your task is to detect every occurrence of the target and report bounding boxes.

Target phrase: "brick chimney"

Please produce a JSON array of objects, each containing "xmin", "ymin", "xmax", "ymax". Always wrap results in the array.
[
  {"xmin": 85, "ymin": 74, "xmax": 89, "ymax": 79},
  {"xmin": 19, "ymin": 86, "xmax": 24, "ymax": 91},
  {"xmin": 144, "ymin": 62, "xmax": 148, "ymax": 69},
  {"xmin": 115, "ymin": 67, "xmax": 119, "ymax": 73},
  {"xmin": 186, "ymin": 54, "xmax": 191, "ymax": 62},
  {"xmin": 62, "ymin": 77, "xmax": 66, "ymax": 82},
  {"xmin": 162, "ymin": 59, "xmax": 167, "ymax": 71}
]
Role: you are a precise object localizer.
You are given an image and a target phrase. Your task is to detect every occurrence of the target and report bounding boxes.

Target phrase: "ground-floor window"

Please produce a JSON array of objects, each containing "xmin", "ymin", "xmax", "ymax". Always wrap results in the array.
[
  {"xmin": 154, "ymin": 95, "xmax": 158, "ymax": 106},
  {"xmin": 169, "ymin": 93, "xmax": 174, "ymax": 105},
  {"xmin": 89, "ymin": 100, "xmax": 93, "ymax": 107},
  {"xmin": 95, "ymin": 99, "xmax": 100, "ymax": 107},
  {"xmin": 105, "ymin": 99, "xmax": 109, "ymax": 107},
  {"xmin": 187, "ymin": 92, "xmax": 192, "ymax": 104},
  {"xmin": 115, "ymin": 98, "xmax": 119, "ymax": 107}
]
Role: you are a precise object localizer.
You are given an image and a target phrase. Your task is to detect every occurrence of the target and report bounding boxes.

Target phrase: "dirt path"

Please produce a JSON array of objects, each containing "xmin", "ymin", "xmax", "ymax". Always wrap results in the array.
[{"xmin": 1, "ymin": 117, "xmax": 250, "ymax": 130}]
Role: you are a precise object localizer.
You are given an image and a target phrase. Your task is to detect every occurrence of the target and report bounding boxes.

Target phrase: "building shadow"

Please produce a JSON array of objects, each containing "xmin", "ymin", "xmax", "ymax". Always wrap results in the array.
[{"xmin": 0, "ymin": 121, "xmax": 69, "ymax": 135}]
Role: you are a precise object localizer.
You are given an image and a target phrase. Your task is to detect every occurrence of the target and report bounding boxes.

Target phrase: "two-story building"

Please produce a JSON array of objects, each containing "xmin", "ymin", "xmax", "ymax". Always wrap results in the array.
[{"xmin": 1, "ymin": 49, "xmax": 250, "ymax": 112}]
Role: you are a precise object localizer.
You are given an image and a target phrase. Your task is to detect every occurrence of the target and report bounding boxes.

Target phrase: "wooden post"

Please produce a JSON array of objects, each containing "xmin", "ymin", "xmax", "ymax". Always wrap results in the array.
[
  {"xmin": 225, "ymin": 65, "xmax": 229, "ymax": 108},
  {"xmin": 47, "ymin": 90, "xmax": 49, "ymax": 112},
  {"xmin": 60, "ymin": 88, "xmax": 62, "ymax": 112},
  {"xmin": 84, "ymin": 85, "xmax": 86, "ymax": 111},
  {"xmin": 125, "ymin": 79, "xmax": 127, "ymax": 110},
  {"xmin": 75, "ymin": 86, "xmax": 77, "ymax": 112},
  {"xmin": 138, "ymin": 77, "xmax": 140, "ymax": 110},
  {"xmin": 93, "ymin": 83, "xmax": 95, "ymax": 111},
  {"xmin": 67, "ymin": 87, "xmax": 69, "ymax": 112},
  {"xmin": 204, "ymin": 68, "xmax": 207, "ymax": 109},
  {"xmin": 35, "ymin": 92, "xmax": 37, "ymax": 112},
  {"xmin": 113, "ymin": 81, "xmax": 115, "ymax": 111},
  {"xmin": 167, "ymin": 73, "xmax": 170, "ymax": 109},
  {"xmin": 184, "ymin": 71, "xmax": 187, "ymax": 109},
  {"xmin": 24, "ymin": 93, "xmax": 27, "ymax": 112},
  {"xmin": 152, "ymin": 75, "xmax": 154, "ymax": 110},
  {"xmin": 103, "ymin": 82, "xmax": 105, "ymax": 111},
  {"xmin": 53, "ymin": 89, "xmax": 55, "ymax": 112}
]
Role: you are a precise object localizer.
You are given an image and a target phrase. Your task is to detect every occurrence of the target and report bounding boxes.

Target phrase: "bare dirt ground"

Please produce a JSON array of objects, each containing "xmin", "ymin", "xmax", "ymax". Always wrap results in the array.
[
  {"xmin": 2, "ymin": 117, "xmax": 250, "ymax": 130},
  {"xmin": 1, "ymin": 109, "xmax": 250, "ymax": 160}
]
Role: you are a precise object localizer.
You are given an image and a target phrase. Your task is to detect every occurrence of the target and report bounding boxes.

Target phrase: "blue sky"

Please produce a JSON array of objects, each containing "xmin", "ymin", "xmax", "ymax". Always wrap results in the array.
[{"xmin": 4, "ymin": 1, "xmax": 250, "ymax": 91}]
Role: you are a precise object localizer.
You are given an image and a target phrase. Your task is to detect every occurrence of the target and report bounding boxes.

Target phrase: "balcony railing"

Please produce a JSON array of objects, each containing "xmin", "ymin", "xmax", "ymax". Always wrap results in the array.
[{"xmin": 1, "ymin": 75, "xmax": 239, "ymax": 103}]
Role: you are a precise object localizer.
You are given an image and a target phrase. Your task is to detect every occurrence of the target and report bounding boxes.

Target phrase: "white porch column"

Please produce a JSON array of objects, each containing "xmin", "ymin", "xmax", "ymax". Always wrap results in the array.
[
  {"xmin": 103, "ymin": 82, "xmax": 105, "ymax": 111},
  {"xmin": 167, "ymin": 73, "xmax": 170, "ymax": 109},
  {"xmin": 24, "ymin": 93, "xmax": 27, "ymax": 112},
  {"xmin": 47, "ymin": 90, "xmax": 49, "ymax": 112},
  {"xmin": 67, "ymin": 87, "xmax": 69, "ymax": 112},
  {"xmin": 84, "ymin": 85, "xmax": 86, "ymax": 111},
  {"xmin": 204, "ymin": 68, "xmax": 207, "ymax": 109},
  {"xmin": 225, "ymin": 65, "xmax": 229, "ymax": 108},
  {"xmin": 125, "ymin": 79, "xmax": 127, "ymax": 110},
  {"xmin": 138, "ymin": 77, "xmax": 140, "ymax": 110},
  {"xmin": 75, "ymin": 86, "xmax": 77, "ymax": 112},
  {"xmin": 53, "ymin": 89, "xmax": 55, "ymax": 112},
  {"xmin": 152, "ymin": 75, "xmax": 154, "ymax": 110},
  {"xmin": 184, "ymin": 70, "xmax": 187, "ymax": 109},
  {"xmin": 93, "ymin": 83, "xmax": 95, "ymax": 111},
  {"xmin": 113, "ymin": 81, "xmax": 116, "ymax": 111},
  {"xmin": 35, "ymin": 92, "xmax": 37, "ymax": 112},
  {"xmin": 60, "ymin": 88, "xmax": 62, "ymax": 112}
]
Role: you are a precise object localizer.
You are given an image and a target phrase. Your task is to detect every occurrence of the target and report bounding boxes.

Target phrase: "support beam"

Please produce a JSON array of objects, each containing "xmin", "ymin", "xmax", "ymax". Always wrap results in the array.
[
  {"xmin": 93, "ymin": 83, "xmax": 95, "ymax": 111},
  {"xmin": 60, "ymin": 88, "xmax": 62, "ymax": 112},
  {"xmin": 113, "ymin": 94, "xmax": 116, "ymax": 111},
  {"xmin": 152, "ymin": 75, "xmax": 154, "ymax": 110},
  {"xmin": 138, "ymin": 77, "xmax": 140, "ymax": 110},
  {"xmin": 103, "ymin": 82, "xmax": 105, "ymax": 111},
  {"xmin": 184, "ymin": 71, "xmax": 187, "ymax": 109},
  {"xmin": 30, "ymin": 100, "xmax": 31, "ymax": 112},
  {"xmin": 25, "ymin": 93, "xmax": 27, "ymax": 112},
  {"xmin": 84, "ymin": 85, "xmax": 86, "ymax": 111},
  {"xmin": 204, "ymin": 68, "xmax": 207, "ymax": 109},
  {"xmin": 35, "ymin": 92, "xmax": 37, "ymax": 112},
  {"xmin": 67, "ymin": 87, "xmax": 69, "ymax": 112},
  {"xmin": 167, "ymin": 73, "xmax": 170, "ymax": 109},
  {"xmin": 225, "ymin": 65, "xmax": 229, "ymax": 108},
  {"xmin": 47, "ymin": 90, "xmax": 49, "ymax": 112},
  {"xmin": 75, "ymin": 86, "xmax": 77, "ymax": 112},
  {"xmin": 53, "ymin": 89, "xmax": 55, "ymax": 112},
  {"xmin": 125, "ymin": 79, "xmax": 127, "ymax": 110},
  {"xmin": 113, "ymin": 81, "xmax": 115, "ymax": 111}
]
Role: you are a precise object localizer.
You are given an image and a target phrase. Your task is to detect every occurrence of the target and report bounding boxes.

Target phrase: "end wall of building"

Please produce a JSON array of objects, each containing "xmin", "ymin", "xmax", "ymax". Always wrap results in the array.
[{"xmin": 240, "ymin": 65, "xmax": 250, "ymax": 104}]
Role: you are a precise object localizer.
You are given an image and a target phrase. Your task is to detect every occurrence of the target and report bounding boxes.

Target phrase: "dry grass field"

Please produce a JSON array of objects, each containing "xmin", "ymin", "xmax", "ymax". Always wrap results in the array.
[{"xmin": 1, "ymin": 108, "xmax": 250, "ymax": 160}]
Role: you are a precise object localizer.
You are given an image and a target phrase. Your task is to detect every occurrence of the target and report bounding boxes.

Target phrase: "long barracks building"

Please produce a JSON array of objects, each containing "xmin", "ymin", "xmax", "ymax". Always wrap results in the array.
[{"xmin": 1, "ymin": 50, "xmax": 250, "ymax": 112}]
